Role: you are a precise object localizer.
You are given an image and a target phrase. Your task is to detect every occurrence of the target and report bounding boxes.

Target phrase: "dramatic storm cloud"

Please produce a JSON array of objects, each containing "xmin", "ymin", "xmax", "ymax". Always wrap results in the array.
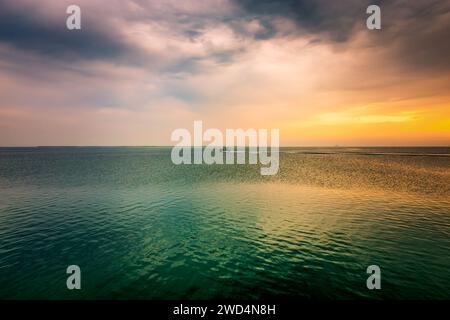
[{"xmin": 0, "ymin": 0, "xmax": 449, "ymax": 146}]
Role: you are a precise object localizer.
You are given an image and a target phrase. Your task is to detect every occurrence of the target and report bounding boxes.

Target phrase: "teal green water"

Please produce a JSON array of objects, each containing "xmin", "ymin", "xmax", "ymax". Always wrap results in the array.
[{"xmin": 0, "ymin": 147, "xmax": 449, "ymax": 299}]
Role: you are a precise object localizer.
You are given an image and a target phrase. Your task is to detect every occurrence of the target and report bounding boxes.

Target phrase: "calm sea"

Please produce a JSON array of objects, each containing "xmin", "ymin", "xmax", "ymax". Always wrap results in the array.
[{"xmin": 0, "ymin": 147, "xmax": 449, "ymax": 299}]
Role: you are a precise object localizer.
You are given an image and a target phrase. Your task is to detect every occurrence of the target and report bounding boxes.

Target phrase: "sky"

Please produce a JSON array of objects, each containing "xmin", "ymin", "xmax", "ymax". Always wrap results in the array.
[{"xmin": 0, "ymin": 0, "xmax": 449, "ymax": 146}]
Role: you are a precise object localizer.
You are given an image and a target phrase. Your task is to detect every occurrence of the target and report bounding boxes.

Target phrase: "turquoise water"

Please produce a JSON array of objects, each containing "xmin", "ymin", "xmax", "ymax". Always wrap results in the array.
[{"xmin": 0, "ymin": 147, "xmax": 449, "ymax": 299}]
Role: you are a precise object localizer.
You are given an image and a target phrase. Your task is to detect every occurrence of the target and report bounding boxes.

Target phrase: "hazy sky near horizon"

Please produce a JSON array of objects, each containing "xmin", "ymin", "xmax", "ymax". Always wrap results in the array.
[{"xmin": 0, "ymin": 0, "xmax": 449, "ymax": 146}]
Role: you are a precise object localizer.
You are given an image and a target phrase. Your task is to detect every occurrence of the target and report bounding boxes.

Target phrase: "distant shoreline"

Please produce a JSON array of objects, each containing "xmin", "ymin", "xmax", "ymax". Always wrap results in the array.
[{"xmin": 1, "ymin": 146, "xmax": 449, "ymax": 157}]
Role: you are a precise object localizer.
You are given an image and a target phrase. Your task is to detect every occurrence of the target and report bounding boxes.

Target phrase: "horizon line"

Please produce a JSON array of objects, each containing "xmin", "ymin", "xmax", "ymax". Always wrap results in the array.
[{"xmin": 0, "ymin": 145, "xmax": 449, "ymax": 148}]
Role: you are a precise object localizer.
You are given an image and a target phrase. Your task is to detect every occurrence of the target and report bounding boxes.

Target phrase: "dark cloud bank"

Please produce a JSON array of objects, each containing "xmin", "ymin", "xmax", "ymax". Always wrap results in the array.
[{"xmin": 0, "ymin": 0, "xmax": 449, "ymax": 73}]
